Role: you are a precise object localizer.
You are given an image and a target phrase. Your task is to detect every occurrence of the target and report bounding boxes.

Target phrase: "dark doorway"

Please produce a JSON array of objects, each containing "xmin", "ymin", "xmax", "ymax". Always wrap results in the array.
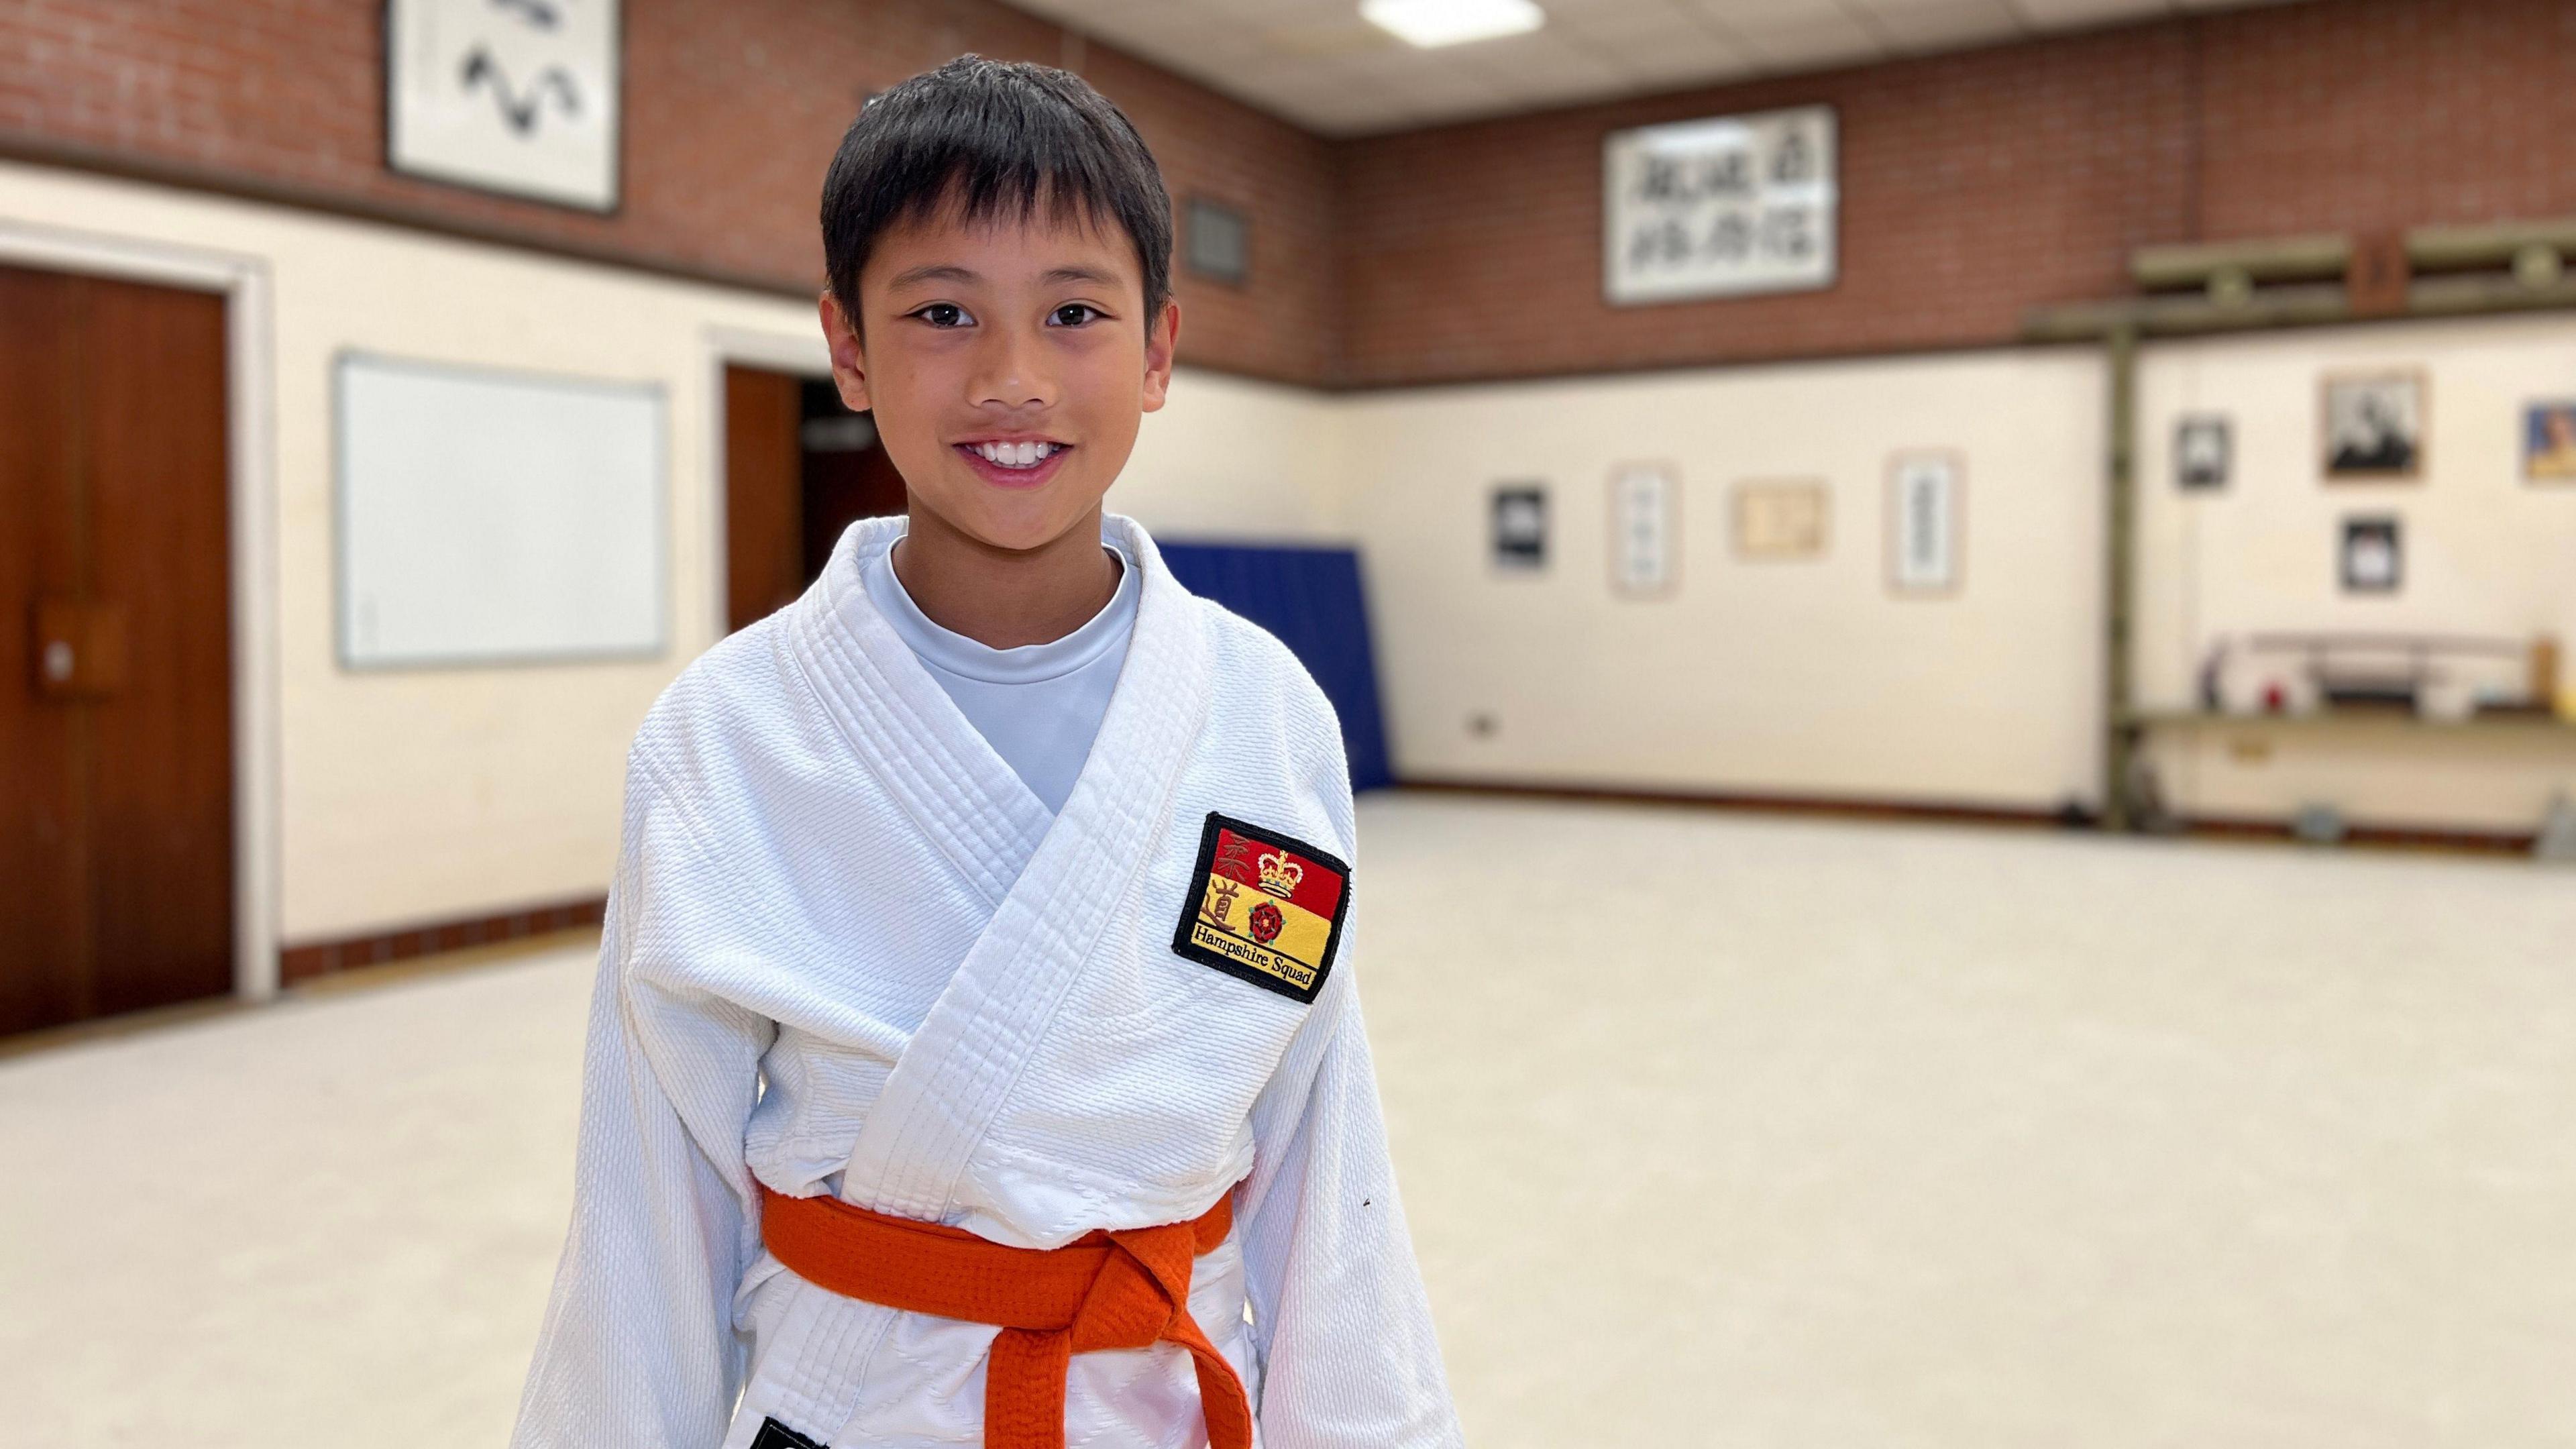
[
  {"xmin": 722, "ymin": 365, "xmax": 906, "ymax": 633},
  {"xmin": 1, "ymin": 264, "xmax": 236, "ymax": 1036}
]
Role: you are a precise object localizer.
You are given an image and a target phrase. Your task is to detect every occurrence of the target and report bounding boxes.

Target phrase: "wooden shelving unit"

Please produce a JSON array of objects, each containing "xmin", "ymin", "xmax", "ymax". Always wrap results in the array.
[{"xmin": 2123, "ymin": 708, "xmax": 2576, "ymax": 737}]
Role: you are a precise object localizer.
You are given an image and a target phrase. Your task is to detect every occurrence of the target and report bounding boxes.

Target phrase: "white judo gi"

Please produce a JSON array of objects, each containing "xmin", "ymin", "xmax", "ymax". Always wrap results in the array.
[{"xmin": 509, "ymin": 513, "xmax": 1462, "ymax": 1449}]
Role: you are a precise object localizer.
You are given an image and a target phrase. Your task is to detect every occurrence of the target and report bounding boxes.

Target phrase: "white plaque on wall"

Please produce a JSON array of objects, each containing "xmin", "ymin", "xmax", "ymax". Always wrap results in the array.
[
  {"xmin": 335, "ymin": 353, "xmax": 666, "ymax": 667},
  {"xmin": 1604, "ymin": 105, "xmax": 1837, "ymax": 306},
  {"xmin": 1609, "ymin": 462, "xmax": 1679, "ymax": 597},
  {"xmin": 1887, "ymin": 452, "xmax": 1964, "ymax": 595},
  {"xmin": 388, "ymin": 0, "xmax": 621, "ymax": 212}
]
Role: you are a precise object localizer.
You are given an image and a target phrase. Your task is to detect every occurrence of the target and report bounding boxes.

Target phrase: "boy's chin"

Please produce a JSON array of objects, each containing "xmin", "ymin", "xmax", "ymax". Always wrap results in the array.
[{"xmin": 915, "ymin": 488, "xmax": 1107, "ymax": 555}]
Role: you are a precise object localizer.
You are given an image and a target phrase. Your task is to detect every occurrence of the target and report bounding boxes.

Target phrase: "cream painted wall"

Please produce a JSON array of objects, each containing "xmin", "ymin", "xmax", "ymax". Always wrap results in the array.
[
  {"xmin": 0, "ymin": 162, "xmax": 1339, "ymax": 945},
  {"xmin": 1334, "ymin": 351, "xmax": 2110, "ymax": 812},
  {"xmin": 10, "ymin": 158, "xmax": 2568, "ymax": 955},
  {"xmin": 2135, "ymin": 313, "xmax": 2576, "ymax": 832},
  {"xmin": 1114, "ymin": 366, "xmax": 1346, "ymax": 541}
]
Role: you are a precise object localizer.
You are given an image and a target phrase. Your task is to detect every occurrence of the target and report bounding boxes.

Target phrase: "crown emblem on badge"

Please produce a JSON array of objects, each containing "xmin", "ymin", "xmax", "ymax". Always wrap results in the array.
[{"xmin": 1256, "ymin": 851, "xmax": 1303, "ymax": 898}]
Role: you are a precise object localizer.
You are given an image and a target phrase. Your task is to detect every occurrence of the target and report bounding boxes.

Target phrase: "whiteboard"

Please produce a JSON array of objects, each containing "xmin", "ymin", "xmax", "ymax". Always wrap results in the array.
[{"xmin": 335, "ymin": 352, "xmax": 666, "ymax": 668}]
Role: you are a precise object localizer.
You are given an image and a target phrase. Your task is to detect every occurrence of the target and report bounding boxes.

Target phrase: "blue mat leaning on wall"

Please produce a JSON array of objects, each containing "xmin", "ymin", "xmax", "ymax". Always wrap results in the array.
[{"xmin": 1155, "ymin": 541, "xmax": 1393, "ymax": 793}]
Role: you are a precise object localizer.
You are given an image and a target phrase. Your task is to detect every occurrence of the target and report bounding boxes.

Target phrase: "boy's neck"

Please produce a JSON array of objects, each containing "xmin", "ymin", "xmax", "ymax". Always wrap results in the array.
[{"xmin": 890, "ymin": 503, "xmax": 1122, "ymax": 650}]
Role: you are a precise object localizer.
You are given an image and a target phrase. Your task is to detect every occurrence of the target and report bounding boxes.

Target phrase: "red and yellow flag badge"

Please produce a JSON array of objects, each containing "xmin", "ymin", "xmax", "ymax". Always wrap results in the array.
[{"xmin": 1170, "ymin": 812, "xmax": 1351, "ymax": 1004}]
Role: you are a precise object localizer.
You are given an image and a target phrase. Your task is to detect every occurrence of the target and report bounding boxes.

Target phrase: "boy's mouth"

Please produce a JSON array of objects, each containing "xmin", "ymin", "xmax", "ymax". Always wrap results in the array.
[{"xmin": 953, "ymin": 438, "xmax": 1072, "ymax": 489}]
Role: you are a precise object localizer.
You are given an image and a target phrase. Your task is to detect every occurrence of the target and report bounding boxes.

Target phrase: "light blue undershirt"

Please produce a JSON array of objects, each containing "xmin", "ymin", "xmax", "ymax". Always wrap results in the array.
[{"xmin": 861, "ymin": 531, "xmax": 1139, "ymax": 815}]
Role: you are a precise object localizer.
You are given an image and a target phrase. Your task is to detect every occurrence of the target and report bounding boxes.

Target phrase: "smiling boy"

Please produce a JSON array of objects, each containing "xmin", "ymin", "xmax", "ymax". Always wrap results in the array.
[{"xmin": 509, "ymin": 56, "xmax": 1462, "ymax": 1449}]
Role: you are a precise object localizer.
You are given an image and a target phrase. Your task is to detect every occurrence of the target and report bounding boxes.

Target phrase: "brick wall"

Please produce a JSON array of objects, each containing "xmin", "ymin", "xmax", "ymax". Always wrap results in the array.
[
  {"xmin": 0, "ymin": 0, "xmax": 1336, "ymax": 384},
  {"xmin": 3, "ymin": 0, "xmax": 2569, "ymax": 390},
  {"xmin": 1333, "ymin": 0, "xmax": 2576, "ymax": 387}
]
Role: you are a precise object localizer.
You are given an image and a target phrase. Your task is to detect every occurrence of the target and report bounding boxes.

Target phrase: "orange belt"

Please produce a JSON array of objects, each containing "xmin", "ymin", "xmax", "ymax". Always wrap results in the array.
[{"xmin": 755, "ymin": 1182, "xmax": 1252, "ymax": 1449}]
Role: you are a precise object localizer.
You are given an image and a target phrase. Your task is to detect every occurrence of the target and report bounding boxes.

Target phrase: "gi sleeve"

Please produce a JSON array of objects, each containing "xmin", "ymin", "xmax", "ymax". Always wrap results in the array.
[
  {"xmin": 510, "ymin": 764, "xmax": 775, "ymax": 1449},
  {"xmin": 1234, "ymin": 906, "xmax": 1467, "ymax": 1449}
]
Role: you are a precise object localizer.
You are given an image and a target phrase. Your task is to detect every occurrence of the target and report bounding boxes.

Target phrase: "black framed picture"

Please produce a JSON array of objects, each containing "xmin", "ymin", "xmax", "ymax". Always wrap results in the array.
[
  {"xmin": 2322, "ymin": 370, "xmax": 2424, "ymax": 481},
  {"xmin": 1491, "ymin": 484, "xmax": 1546, "ymax": 571},
  {"xmin": 2176, "ymin": 415, "xmax": 2230, "ymax": 490},
  {"xmin": 2339, "ymin": 516, "xmax": 2402, "ymax": 593}
]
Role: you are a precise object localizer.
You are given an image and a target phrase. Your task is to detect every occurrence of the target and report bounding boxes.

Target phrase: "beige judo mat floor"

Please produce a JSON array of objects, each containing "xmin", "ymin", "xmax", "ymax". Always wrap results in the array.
[{"xmin": 5, "ymin": 792, "xmax": 2573, "ymax": 1448}]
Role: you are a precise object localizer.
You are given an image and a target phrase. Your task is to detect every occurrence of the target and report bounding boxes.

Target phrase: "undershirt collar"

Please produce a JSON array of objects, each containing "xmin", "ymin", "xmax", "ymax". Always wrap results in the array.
[{"xmin": 861, "ymin": 529, "xmax": 1137, "ymax": 686}]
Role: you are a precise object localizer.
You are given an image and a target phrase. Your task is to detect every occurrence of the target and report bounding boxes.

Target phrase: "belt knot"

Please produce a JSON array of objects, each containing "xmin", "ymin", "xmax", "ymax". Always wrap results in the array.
[{"xmin": 757, "ymin": 1183, "xmax": 1253, "ymax": 1449}]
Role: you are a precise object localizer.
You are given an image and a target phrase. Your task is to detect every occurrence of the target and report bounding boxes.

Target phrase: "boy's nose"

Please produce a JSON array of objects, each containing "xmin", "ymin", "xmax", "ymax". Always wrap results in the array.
[{"xmin": 969, "ymin": 327, "xmax": 1055, "ymax": 411}]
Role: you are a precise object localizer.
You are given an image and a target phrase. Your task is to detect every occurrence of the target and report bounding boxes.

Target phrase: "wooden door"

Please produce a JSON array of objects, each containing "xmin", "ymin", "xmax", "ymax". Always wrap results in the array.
[
  {"xmin": 724, "ymin": 365, "xmax": 909, "ymax": 634},
  {"xmin": 723, "ymin": 365, "xmax": 804, "ymax": 634},
  {"xmin": 0, "ymin": 265, "xmax": 234, "ymax": 1036}
]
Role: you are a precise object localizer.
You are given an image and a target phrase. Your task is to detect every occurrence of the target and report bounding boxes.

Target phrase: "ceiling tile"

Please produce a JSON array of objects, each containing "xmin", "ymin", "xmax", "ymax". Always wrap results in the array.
[
  {"xmin": 1445, "ymin": 24, "xmax": 1632, "ymax": 93},
  {"xmin": 1088, "ymin": 7, "xmax": 1274, "ymax": 70},
  {"xmin": 2008, "ymin": 0, "xmax": 2175, "ymax": 26},
  {"xmin": 1615, "ymin": 44, "xmax": 1764, "ymax": 93},
  {"xmin": 1550, "ymin": 2, "xmax": 1695, "ymax": 42},
  {"xmin": 1711, "ymin": 7, "xmax": 1890, "ymax": 71},
  {"xmin": 1020, "ymin": 0, "xmax": 2315, "ymax": 136},
  {"xmin": 1857, "ymin": 0, "xmax": 2029, "ymax": 51}
]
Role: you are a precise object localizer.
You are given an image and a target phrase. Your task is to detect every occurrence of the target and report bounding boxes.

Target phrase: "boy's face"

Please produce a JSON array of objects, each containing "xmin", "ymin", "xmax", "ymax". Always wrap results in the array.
[{"xmin": 820, "ymin": 195, "xmax": 1179, "ymax": 554}]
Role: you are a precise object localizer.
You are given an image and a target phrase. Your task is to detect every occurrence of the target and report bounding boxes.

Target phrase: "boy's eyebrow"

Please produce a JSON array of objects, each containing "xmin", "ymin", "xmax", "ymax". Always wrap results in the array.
[{"xmin": 885, "ymin": 263, "xmax": 1127, "ymax": 289}]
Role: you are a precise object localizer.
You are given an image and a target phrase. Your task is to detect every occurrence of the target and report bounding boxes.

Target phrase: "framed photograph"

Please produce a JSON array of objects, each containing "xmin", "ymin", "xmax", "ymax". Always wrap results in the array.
[
  {"xmin": 2524, "ymin": 400, "xmax": 2576, "ymax": 482},
  {"xmin": 2176, "ymin": 415, "xmax": 2231, "ymax": 490},
  {"xmin": 1886, "ymin": 451, "xmax": 1964, "ymax": 596},
  {"xmin": 1731, "ymin": 479, "xmax": 1829, "ymax": 559},
  {"xmin": 386, "ymin": 0, "xmax": 622, "ymax": 212},
  {"xmin": 2339, "ymin": 516, "xmax": 2402, "ymax": 593},
  {"xmin": 2321, "ymin": 370, "xmax": 2424, "ymax": 481},
  {"xmin": 1603, "ymin": 105, "xmax": 1837, "ymax": 306},
  {"xmin": 1608, "ymin": 462, "xmax": 1680, "ymax": 597},
  {"xmin": 1491, "ymin": 484, "xmax": 1546, "ymax": 572}
]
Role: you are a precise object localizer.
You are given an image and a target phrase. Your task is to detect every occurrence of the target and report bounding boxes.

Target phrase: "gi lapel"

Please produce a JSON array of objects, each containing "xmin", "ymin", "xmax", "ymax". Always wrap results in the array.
[
  {"xmin": 790, "ymin": 516, "xmax": 1055, "ymax": 909},
  {"xmin": 838, "ymin": 514, "xmax": 1214, "ymax": 1229}
]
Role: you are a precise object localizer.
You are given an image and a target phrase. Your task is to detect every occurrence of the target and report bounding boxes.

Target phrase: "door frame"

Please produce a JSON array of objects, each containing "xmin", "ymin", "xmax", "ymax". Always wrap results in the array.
[
  {"xmin": 0, "ymin": 219, "xmax": 283, "ymax": 1003},
  {"xmin": 700, "ymin": 324, "xmax": 833, "ymax": 645}
]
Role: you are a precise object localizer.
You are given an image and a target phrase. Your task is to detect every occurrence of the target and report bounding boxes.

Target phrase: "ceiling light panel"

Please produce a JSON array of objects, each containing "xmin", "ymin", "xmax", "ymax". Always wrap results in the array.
[{"xmin": 1360, "ymin": 0, "xmax": 1548, "ymax": 48}]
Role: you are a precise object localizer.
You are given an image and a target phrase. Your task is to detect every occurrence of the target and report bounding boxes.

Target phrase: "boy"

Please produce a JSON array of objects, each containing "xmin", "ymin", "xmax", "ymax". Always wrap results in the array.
[{"xmin": 509, "ymin": 56, "xmax": 1462, "ymax": 1449}]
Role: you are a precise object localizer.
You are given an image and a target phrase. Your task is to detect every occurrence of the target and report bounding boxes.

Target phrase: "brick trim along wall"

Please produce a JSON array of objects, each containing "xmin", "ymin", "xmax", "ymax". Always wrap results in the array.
[
  {"xmin": 0, "ymin": 0, "xmax": 1336, "ymax": 385},
  {"xmin": 278, "ymin": 897, "xmax": 608, "ymax": 985},
  {"xmin": 1334, "ymin": 0, "xmax": 2576, "ymax": 386},
  {"xmin": 3, "ymin": 0, "xmax": 2567, "ymax": 387}
]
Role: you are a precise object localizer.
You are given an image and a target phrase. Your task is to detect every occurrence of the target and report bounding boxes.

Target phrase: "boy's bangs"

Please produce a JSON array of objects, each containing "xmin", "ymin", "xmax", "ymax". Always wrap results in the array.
[
  {"xmin": 821, "ymin": 56, "xmax": 1174, "ymax": 321},
  {"xmin": 903, "ymin": 170, "xmax": 1122, "ymax": 254}
]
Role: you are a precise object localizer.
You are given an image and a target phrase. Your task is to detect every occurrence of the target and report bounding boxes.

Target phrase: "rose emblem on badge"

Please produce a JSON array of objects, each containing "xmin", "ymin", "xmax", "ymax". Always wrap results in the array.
[{"xmin": 1248, "ymin": 900, "xmax": 1284, "ymax": 945}]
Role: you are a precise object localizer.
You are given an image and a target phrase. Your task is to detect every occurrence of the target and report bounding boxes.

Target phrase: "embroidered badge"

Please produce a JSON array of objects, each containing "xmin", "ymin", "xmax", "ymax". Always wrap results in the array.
[
  {"xmin": 1171, "ymin": 812, "xmax": 1351, "ymax": 1004},
  {"xmin": 749, "ymin": 1417, "xmax": 827, "ymax": 1449}
]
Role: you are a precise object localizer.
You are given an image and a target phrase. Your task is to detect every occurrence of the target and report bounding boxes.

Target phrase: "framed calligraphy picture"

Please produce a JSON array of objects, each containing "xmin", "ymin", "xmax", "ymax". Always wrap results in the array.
[
  {"xmin": 387, "ymin": 0, "xmax": 622, "ymax": 212},
  {"xmin": 1603, "ymin": 105, "xmax": 1837, "ymax": 306},
  {"xmin": 1608, "ymin": 462, "xmax": 1680, "ymax": 597},
  {"xmin": 1886, "ymin": 451, "xmax": 1964, "ymax": 596}
]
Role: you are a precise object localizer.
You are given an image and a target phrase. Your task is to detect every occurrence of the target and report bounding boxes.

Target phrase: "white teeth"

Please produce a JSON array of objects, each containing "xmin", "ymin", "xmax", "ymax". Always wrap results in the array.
[{"xmin": 971, "ymin": 441, "xmax": 1059, "ymax": 469}]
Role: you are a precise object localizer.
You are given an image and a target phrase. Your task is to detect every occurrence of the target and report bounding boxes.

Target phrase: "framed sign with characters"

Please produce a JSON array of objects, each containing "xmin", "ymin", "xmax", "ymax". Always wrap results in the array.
[
  {"xmin": 1604, "ymin": 105, "xmax": 1837, "ymax": 306},
  {"xmin": 1608, "ymin": 462, "xmax": 1679, "ymax": 597},
  {"xmin": 1887, "ymin": 451, "xmax": 1964, "ymax": 596},
  {"xmin": 387, "ymin": 0, "xmax": 622, "ymax": 212}
]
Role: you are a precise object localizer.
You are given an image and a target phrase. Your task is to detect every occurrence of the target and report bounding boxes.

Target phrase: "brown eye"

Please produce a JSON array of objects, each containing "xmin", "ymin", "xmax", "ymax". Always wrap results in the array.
[
  {"xmin": 912, "ymin": 303, "xmax": 968, "ymax": 327},
  {"xmin": 1051, "ymin": 303, "xmax": 1102, "ymax": 327}
]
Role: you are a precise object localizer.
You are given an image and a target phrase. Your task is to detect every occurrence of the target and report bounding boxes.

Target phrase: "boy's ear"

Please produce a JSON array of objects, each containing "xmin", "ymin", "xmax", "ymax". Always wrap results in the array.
[
  {"xmin": 819, "ymin": 291, "xmax": 873, "ymax": 413},
  {"xmin": 1140, "ymin": 297, "xmax": 1180, "ymax": 414}
]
